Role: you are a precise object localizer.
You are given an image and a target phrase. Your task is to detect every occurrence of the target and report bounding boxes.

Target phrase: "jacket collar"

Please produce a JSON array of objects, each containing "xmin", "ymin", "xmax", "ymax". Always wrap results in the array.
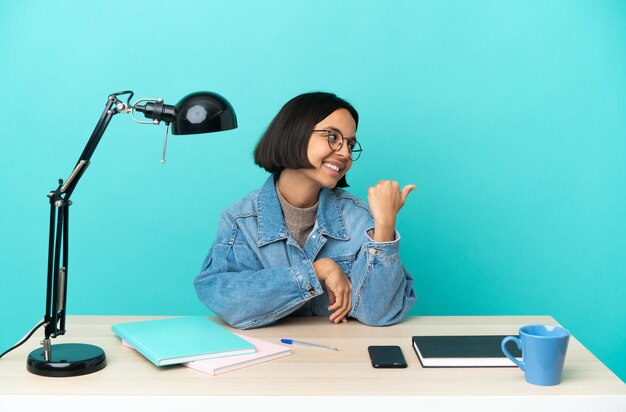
[{"xmin": 257, "ymin": 174, "xmax": 349, "ymax": 247}]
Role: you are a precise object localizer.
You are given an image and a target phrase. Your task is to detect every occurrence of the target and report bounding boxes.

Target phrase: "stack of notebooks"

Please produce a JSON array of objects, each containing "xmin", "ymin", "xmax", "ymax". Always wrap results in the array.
[{"xmin": 111, "ymin": 316, "xmax": 291, "ymax": 375}]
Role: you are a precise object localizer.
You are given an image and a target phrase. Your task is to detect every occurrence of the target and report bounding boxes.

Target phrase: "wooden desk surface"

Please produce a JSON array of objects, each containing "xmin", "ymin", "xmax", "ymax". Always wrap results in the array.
[{"xmin": 1, "ymin": 315, "xmax": 624, "ymax": 399}]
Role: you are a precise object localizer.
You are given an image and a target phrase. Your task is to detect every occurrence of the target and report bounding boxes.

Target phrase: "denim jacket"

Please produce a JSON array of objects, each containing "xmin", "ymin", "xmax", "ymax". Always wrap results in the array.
[{"xmin": 194, "ymin": 174, "xmax": 416, "ymax": 329}]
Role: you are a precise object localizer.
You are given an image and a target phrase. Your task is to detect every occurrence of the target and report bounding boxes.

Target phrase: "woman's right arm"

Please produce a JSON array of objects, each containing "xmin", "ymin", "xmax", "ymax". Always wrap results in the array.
[{"xmin": 193, "ymin": 213, "xmax": 324, "ymax": 329}]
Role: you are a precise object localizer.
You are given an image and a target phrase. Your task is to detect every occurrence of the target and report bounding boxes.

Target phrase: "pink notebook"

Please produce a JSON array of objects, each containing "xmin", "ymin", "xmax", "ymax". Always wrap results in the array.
[{"xmin": 122, "ymin": 333, "xmax": 291, "ymax": 375}]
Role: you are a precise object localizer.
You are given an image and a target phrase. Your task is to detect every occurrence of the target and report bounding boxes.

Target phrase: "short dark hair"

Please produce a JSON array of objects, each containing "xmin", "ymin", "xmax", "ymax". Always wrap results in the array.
[{"xmin": 254, "ymin": 92, "xmax": 359, "ymax": 188}]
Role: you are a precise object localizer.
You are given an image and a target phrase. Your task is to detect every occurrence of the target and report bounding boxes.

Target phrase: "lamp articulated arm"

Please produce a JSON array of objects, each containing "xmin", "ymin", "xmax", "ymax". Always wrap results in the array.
[{"xmin": 42, "ymin": 91, "xmax": 132, "ymax": 350}]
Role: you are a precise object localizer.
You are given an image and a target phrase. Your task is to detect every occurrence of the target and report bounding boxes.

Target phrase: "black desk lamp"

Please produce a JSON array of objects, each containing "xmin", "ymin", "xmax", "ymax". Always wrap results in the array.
[{"xmin": 23, "ymin": 90, "xmax": 237, "ymax": 377}]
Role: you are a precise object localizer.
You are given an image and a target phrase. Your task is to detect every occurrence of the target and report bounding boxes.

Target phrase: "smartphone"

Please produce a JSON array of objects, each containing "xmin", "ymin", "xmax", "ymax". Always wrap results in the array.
[{"xmin": 368, "ymin": 345, "xmax": 408, "ymax": 368}]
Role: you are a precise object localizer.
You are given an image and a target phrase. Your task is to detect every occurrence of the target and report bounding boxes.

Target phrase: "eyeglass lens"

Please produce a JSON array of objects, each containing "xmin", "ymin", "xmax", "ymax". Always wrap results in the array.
[{"xmin": 317, "ymin": 129, "xmax": 362, "ymax": 160}]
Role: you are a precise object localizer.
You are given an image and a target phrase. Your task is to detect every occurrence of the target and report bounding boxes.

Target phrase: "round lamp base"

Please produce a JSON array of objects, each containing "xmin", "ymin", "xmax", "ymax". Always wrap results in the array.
[{"xmin": 27, "ymin": 343, "xmax": 106, "ymax": 377}]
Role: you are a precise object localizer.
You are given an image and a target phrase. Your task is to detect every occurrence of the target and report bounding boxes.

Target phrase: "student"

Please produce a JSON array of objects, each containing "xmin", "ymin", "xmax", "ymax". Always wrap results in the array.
[{"xmin": 194, "ymin": 92, "xmax": 416, "ymax": 329}]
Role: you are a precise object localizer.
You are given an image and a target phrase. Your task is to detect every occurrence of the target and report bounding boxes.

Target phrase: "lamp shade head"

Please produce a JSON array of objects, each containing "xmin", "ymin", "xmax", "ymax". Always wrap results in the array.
[{"xmin": 172, "ymin": 92, "xmax": 237, "ymax": 135}]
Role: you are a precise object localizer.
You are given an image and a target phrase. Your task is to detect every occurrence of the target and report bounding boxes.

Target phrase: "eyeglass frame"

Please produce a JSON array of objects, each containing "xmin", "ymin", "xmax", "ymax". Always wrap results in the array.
[{"xmin": 312, "ymin": 128, "xmax": 363, "ymax": 161}]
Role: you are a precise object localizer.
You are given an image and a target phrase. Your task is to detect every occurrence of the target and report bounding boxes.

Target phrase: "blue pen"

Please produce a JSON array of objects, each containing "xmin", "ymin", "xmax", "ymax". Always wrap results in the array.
[{"xmin": 281, "ymin": 338, "xmax": 339, "ymax": 351}]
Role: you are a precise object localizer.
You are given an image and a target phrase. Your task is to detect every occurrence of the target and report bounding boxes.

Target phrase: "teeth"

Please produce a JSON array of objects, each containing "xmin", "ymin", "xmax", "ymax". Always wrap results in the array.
[{"xmin": 323, "ymin": 162, "xmax": 340, "ymax": 172}]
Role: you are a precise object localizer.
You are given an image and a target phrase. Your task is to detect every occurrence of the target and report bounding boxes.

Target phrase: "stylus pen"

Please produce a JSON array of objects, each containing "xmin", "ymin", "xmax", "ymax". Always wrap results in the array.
[{"xmin": 280, "ymin": 338, "xmax": 339, "ymax": 351}]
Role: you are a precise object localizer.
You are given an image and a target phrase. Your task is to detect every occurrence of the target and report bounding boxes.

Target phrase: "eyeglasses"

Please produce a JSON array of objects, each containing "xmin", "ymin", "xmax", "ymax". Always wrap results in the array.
[{"xmin": 312, "ymin": 129, "xmax": 362, "ymax": 161}]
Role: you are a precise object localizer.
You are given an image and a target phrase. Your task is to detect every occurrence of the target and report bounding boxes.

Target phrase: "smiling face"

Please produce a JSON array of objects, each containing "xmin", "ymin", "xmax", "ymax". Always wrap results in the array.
[{"xmin": 301, "ymin": 108, "xmax": 357, "ymax": 190}]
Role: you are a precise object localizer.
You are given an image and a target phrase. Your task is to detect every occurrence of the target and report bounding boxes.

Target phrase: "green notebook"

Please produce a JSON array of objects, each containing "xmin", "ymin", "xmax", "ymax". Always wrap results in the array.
[{"xmin": 111, "ymin": 316, "xmax": 256, "ymax": 366}]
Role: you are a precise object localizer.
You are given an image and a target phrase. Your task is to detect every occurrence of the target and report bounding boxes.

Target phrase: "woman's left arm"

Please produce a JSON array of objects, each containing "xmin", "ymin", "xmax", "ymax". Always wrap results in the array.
[{"xmin": 349, "ymin": 180, "xmax": 417, "ymax": 325}]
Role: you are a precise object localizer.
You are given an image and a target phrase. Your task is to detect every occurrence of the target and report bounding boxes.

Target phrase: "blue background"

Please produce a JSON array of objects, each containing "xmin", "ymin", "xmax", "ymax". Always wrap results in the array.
[{"xmin": 1, "ymin": 0, "xmax": 624, "ymax": 382}]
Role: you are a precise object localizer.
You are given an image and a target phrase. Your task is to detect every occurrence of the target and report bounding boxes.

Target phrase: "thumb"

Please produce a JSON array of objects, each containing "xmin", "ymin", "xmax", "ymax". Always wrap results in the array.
[{"xmin": 401, "ymin": 184, "xmax": 416, "ymax": 203}]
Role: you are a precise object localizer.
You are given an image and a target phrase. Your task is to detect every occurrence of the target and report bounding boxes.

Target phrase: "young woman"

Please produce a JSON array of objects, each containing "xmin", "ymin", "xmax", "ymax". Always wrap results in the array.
[{"xmin": 194, "ymin": 92, "xmax": 416, "ymax": 329}]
